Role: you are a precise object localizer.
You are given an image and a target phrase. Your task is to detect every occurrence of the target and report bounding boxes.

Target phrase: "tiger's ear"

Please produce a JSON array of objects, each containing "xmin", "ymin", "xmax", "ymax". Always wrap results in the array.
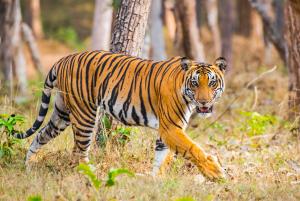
[
  {"xmin": 215, "ymin": 57, "xmax": 227, "ymax": 72},
  {"xmin": 181, "ymin": 57, "xmax": 192, "ymax": 71}
]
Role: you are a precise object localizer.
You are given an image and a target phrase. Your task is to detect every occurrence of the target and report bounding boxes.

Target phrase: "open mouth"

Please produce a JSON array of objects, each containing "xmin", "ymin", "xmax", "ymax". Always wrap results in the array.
[{"xmin": 196, "ymin": 106, "xmax": 213, "ymax": 114}]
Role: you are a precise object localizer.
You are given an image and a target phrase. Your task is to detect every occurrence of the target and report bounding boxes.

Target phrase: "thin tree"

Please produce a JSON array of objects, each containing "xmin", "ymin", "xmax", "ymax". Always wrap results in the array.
[
  {"xmin": 0, "ymin": 0, "xmax": 43, "ymax": 96},
  {"xmin": 149, "ymin": 0, "xmax": 166, "ymax": 60},
  {"xmin": 206, "ymin": 0, "xmax": 221, "ymax": 56},
  {"xmin": 175, "ymin": 0, "xmax": 205, "ymax": 61},
  {"xmin": 0, "ymin": 0, "xmax": 15, "ymax": 92},
  {"xmin": 110, "ymin": 0, "xmax": 152, "ymax": 56},
  {"xmin": 285, "ymin": 0, "xmax": 300, "ymax": 119},
  {"xmin": 25, "ymin": 0, "xmax": 43, "ymax": 39},
  {"xmin": 91, "ymin": 0, "xmax": 113, "ymax": 50},
  {"xmin": 236, "ymin": 0, "xmax": 253, "ymax": 37},
  {"xmin": 218, "ymin": 0, "xmax": 233, "ymax": 69},
  {"xmin": 95, "ymin": 0, "xmax": 152, "ymax": 142}
]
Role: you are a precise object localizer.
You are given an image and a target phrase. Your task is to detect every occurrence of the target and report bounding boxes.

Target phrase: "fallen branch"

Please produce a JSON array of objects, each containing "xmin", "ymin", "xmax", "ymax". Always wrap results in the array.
[{"xmin": 21, "ymin": 23, "xmax": 43, "ymax": 75}]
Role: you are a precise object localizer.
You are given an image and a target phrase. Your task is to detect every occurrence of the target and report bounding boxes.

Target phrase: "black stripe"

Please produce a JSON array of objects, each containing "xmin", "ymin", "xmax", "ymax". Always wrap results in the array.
[{"xmin": 131, "ymin": 107, "xmax": 140, "ymax": 125}]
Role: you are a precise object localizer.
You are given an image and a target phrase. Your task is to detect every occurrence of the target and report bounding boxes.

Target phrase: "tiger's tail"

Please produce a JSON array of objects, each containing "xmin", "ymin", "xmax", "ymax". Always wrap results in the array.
[{"xmin": 14, "ymin": 67, "xmax": 57, "ymax": 139}]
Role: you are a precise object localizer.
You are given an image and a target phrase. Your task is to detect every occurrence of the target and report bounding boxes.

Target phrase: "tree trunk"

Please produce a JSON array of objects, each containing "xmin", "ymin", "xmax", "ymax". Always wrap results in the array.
[
  {"xmin": 96, "ymin": 0, "xmax": 152, "ymax": 145},
  {"xmin": 273, "ymin": 0, "xmax": 284, "ymax": 40},
  {"xmin": 285, "ymin": 0, "xmax": 300, "ymax": 118},
  {"xmin": 0, "ymin": 0, "xmax": 17, "ymax": 91},
  {"xmin": 25, "ymin": 0, "xmax": 43, "ymax": 39},
  {"xmin": 206, "ymin": 0, "xmax": 221, "ymax": 56},
  {"xmin": 249, "ymin": 0, "xmax": 287, "ymax": 65},
  {"xmin": 149, "ymin": 0, "xmax": 166, "ymax": 60},
  {"xmin": 175, "ymin": 0, "xmax": 205, "ymax": 61},
  {"xmin": 110, "ymin": 0, "xmax": 152, "ymax": 56},
  {"xmin": 218, "ymin": 0, "xmax": 233, "ymax": 69},
  {"xmin": 164, "ymin": 0, "xmax": 176, "ymax": 42},
  {"xmin": 12, "ymin": 0, "xmax": 27, "ymax": 95},
  {"xmin": 236, "ymin": 0, "xmax": 252, "ymax": 37},
  {"xmin": 91, "ymin": 0, "xmax": 113, "ymax": 50}
]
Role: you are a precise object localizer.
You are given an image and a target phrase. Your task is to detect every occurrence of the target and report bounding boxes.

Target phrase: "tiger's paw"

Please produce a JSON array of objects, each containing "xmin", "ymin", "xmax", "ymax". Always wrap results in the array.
[
  {"xmin": 24, "ymin": 154, "xmax": 39, "ymax": 172},
  {"xmin": 199, "ymin": 154, "xmax": 226, "ymax": 181}
]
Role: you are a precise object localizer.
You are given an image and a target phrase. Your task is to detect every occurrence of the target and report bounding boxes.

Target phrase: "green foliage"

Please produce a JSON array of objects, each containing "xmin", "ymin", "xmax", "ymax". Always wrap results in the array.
[
  {"xmin": 53, "ymin": 27, "xmax": 84, "ymax": 50},
  {"xmin": 211, "ymin": 122, "xmax": 226, "ymax": 132},
  {"xmin": 209, "ymin": 135, "xmax": 227, "ymax": 146},
  {"xmin": 96, "ymin": 114, "xmax": 134, "ymax": 147},
  {"xmin": 203, "ymin": 193, "xmax": 215, "ymax": 201},
  {"xmin": 77, "ymin": 163, "xmax": 101, "ymax": 189},
  {"xmin": 0, "ymin": 114, "xmax": 24, "ymax": 159},
  {"xmin": 175, "ymin": 197, "xmax": 195, "ymax": 201},
  {"xmin": 112, "ymin": 0, "xmax": 121, "ymax": 10},
  {"xmin": 96, "ymin": 115, "xmax": 112, "ymax": 147},
  {"xmin": 111, "ymin": 127, "xmax": 132, "ymax": 145},
  {"xmin": 77, "ymin": 163, "xmax": 134, "ymax": 189},
  {"xmin": 27, "ymin": 195, "xmax": 42, "ymax": 201},
  {"xmin": 105, "ymin": 168, "xmax": 134, "ymax": 187},
  {"xmin": 102, "ymin": 115, "xmax": 112, "ymax": 130},
  {"xmin": 239, "ymin": 111, "xmax": 277, "ymax": 137}
]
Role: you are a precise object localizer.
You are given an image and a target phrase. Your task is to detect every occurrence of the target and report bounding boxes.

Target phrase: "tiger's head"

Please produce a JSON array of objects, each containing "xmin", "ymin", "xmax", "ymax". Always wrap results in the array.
[{"xmin": 181, "ymin": 57, "xmax": 226, "ymax": 118}]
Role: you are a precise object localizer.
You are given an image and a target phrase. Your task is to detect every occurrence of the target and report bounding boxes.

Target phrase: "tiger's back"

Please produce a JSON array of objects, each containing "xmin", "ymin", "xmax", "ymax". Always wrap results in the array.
[{"xmin": 55, "ymin": 50, "xmax": 185, "ymax": 129}]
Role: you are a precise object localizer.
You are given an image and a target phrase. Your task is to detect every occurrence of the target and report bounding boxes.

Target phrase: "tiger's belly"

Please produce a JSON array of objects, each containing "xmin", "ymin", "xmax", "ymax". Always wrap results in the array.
[{"xmin": 101, "ymin": 102, "xmax": 159, "ymax": 129}]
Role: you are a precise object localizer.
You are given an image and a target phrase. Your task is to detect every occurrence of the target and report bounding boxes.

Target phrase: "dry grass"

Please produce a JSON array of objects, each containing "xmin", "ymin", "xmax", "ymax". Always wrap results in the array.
[{"xmin": 1, "ymin": 37, "xmax": 300, "ymax": 201}]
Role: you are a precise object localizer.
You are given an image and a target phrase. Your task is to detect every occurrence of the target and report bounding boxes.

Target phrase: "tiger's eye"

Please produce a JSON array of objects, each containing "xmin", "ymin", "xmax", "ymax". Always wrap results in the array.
[{"xmin": 191, "ymin": 80, "xmax": 198, "ymax": 87}]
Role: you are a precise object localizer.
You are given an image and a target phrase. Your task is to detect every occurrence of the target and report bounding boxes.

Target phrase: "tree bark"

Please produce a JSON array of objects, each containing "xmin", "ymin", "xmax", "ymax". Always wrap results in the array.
[
  {"xmin": 0, "ymin": 0, "xmax": 17, "ymax": 91},
  {"xmin": 91, "ymin": 0, "xmax": 113, "ymax": 50},
  {"xmin": 175, "ymin": 0, "xmax": 205, "ymax": 61},
  {"xmin": 164, "ymin": 0, "xmax": 176, "ymax": 42},
  {"xmin": 285, "ymin": 0, "xmax": 300, "ymax": 118},
  {"xmin": 218, "ymin": 0, "xmax": 233, "ymax": 70},
  {"xmin": 12, "ymin": 0, "xmax": 27, "ymax": 94},
  {"xmin": 149, "ymin": 0, "xmax": 166, "ymax": 60},
  {"xmin": 273, "ymin": 0, "xmax": 284, "ymax": 40},
  {"xmin": 25, "ymin": 0, "xmax": 43, "ymax": 39},
  {"xmin": 110, "ymin": 0, "xmax": 152, "ymax": 57},
  {"xmin": 249, "ymin": 0, "xmax": 287, "ymax": 65},
  {"xmin": 236, "ymin": 0, "xmax": 252, "ymax": 37},
  {"xmin": 206, "ymin": 0, "xmax": 221, "ymax": 56},
  {"xmin": 96, "ymin": 0, "xmax": 152, "ymax": 145}
]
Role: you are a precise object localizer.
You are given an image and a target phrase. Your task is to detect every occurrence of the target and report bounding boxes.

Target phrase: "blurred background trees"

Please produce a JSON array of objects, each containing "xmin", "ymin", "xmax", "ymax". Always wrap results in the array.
[{"xmin": 1, "ymin": 0, "xmax": 300, "ymax": 120}]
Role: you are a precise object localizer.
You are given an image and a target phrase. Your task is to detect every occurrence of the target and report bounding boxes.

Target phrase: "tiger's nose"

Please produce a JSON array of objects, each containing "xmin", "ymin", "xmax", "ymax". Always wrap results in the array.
[{"xmin": 199, "ymin": 101, "xmax": 207, "ymax": 105}]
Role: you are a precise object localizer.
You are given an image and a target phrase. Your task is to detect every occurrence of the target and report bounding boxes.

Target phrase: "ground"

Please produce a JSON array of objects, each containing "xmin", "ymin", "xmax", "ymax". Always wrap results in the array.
[{"xmin": 0, "ymin": 36, "xmax": 300, "ymax": 201}]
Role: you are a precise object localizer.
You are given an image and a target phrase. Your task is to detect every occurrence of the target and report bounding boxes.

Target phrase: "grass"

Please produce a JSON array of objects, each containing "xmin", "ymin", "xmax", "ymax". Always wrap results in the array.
[
  {"xmin": 1, "ymin": 72, "xmax": 300, "ymax": 201},
  {"xmin": 0, "ymin": 37, "xmax": 300, "ymax": 201}
]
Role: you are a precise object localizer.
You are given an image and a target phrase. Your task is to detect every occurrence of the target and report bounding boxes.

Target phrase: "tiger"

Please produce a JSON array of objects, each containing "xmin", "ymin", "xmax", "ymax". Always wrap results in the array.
[{"xmin": 13, "ymin": 50, "xmax": 227, "ymax": 180}]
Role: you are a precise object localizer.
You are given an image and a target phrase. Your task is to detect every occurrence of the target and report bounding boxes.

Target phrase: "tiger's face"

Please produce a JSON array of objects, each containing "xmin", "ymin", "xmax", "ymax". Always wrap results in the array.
[{"xmin": 182, "ymin": 57, "xmax": 226, "ymax": 118}]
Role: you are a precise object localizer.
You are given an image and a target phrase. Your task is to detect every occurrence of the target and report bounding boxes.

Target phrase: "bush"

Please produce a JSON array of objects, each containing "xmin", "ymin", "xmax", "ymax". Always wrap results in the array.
[
  {"xmin": 53, "ymin": 27, "xmax": 84, "ymax": 50},
  {"xmin": 0, "ymin": 114, "xmax": 24, "ymax": 159},
  {"xmin": 239, "ymin": 111, "xmax": 277, "ymax": 137}
]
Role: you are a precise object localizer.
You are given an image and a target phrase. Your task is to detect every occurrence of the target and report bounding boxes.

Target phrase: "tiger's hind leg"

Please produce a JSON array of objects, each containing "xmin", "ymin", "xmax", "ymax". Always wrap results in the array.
[
  {"xmin": 25, "ymin": 93, "xmax": 70, "ymax": 165},
  {"xmin": 70, "ymin": 116, "xmax": 95, "ymax": 164}
]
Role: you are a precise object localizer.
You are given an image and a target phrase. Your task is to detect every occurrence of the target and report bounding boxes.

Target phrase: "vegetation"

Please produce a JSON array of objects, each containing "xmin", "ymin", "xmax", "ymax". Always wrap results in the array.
[{"xmin": 0, "ymin": 114, "xmax": 24, "ymax": 160}]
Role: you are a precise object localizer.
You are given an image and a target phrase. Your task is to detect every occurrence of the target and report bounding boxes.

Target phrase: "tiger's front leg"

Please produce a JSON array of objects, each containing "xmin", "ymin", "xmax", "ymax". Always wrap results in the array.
[
  {"xmin": 152, "ymin": 138, "xmax": 174, "ymax": 175},
  {"xmin": 159, "ymin": 126, "xmax": 225, "ymax": 180}
]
